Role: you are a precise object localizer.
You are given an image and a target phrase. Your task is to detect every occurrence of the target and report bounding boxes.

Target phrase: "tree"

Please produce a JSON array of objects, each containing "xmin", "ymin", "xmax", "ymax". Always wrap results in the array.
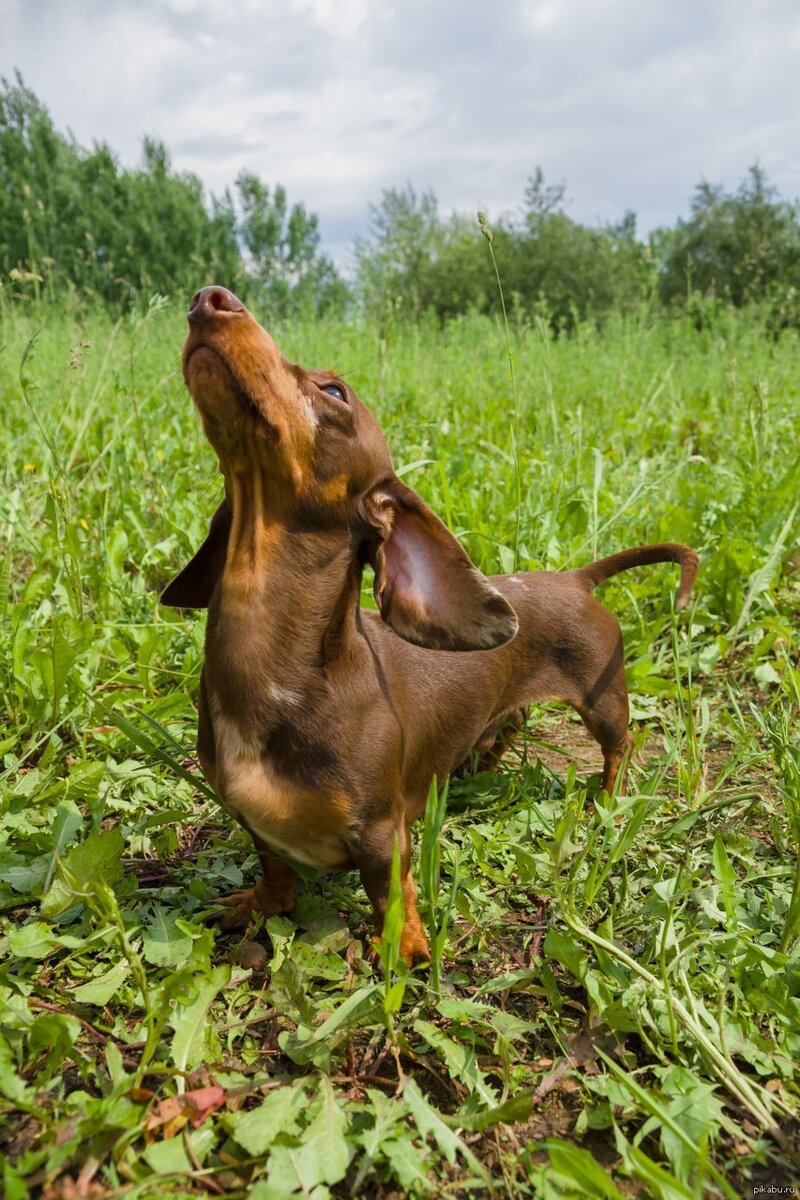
[
  {"xmin": 522, "ymin": 166, "xmax": 567, "ymax": 227},
  {"xmin": 507, "ymin": 171, "xmax": 652, "ymax": 327},
  {"xmin": 0, "ymin": 74, "xmax": 346, "ymax": 313},
  {"xmin": 355, "ymin": 185, "xmax": 443, "ymax": 317},
  {"xmin": 236, "ymin": 172, "xmax": 348, "ymax": 317},
  {"xmin": 354, "ymin": 170, "xmax": 653, "ymax": 328},
  {"xmin": 655, "ymin": 165, "xmax": 800, "ymax": 307}
]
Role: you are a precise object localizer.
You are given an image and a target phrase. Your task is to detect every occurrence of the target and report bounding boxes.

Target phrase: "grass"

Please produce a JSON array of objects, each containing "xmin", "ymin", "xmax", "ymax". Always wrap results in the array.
[{"xmin": 0, "ymin": 293, "xmax": 798, "ymax": 1198}]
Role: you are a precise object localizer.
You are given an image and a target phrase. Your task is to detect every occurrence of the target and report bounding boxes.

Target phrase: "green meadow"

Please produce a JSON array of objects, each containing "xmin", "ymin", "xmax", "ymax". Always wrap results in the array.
[{"xmin": 1, "ymin": 297, "xmax": 798, "ymax": 1197}]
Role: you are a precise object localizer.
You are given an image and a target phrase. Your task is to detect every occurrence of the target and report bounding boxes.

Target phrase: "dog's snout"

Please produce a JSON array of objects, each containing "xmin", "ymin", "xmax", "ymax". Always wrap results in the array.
[{"xmin": 188, "ymin": 286, "xmax": 245, "ymax": 324}]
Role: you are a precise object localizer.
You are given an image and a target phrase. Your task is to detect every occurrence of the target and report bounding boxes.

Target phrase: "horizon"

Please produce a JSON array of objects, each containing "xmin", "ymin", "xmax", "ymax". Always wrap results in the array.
[{"xmin": 4, "ymin": 0, "xmax": 800, "ymax": 271}]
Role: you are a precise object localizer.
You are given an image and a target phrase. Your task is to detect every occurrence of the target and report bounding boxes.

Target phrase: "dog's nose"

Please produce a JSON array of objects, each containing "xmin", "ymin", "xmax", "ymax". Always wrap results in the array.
[{"xmin": 188, "ymin": 286, "xmax": 245, "ymax": 324}]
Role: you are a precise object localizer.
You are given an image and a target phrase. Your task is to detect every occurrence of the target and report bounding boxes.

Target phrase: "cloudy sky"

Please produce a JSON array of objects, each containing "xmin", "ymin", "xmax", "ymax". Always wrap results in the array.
[{"xmin": 4, "ymin": 0, "xmax": 800, "ymax": 268}]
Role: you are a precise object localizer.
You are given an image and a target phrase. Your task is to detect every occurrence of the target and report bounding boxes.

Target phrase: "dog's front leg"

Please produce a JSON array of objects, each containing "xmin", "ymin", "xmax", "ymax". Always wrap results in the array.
[
  {"xmin": 353, "ymin": 817, "xmax": 430, "ymax": 967},
  {"xmin": 197, "ymin": 677, "xmax": 296, "ymax": 928},
  {"xmin": 216, "ymin": 839, "xmax": 296, "ymax": 929}
]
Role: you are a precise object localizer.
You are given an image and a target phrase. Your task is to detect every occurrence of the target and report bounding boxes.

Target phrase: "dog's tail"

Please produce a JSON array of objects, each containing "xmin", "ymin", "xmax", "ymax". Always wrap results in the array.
[{"xmin": 571, "ymin": 543, "xmax": 699, "ymax": 609}]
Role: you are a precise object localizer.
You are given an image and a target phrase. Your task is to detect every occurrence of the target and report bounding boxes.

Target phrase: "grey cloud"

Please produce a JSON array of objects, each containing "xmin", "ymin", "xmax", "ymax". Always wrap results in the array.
[{"xmin": 3, "ymin": 0, "xmax": 800, "ymax": 264}]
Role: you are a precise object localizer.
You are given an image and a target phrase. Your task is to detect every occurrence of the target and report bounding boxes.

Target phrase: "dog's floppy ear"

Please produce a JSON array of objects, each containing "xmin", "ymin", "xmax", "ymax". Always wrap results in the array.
[
  {"xmin": 364, "ymin": 478, "xmax": 518, "ymax": 651},
  {"xmin": 160, "ymin": 498, "xmax": 232, "ymax": 608}
]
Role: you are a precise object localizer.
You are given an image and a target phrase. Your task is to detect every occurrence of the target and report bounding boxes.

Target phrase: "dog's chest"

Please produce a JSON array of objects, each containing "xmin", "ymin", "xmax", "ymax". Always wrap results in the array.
[{"xmin": 210, "ymin": 711, "xmax": 355, "ymax": 870}]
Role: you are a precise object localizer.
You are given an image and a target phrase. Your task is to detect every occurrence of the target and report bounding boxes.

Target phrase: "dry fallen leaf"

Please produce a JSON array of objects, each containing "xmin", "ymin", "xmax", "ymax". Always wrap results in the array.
[{"xmin": 143, "ymin": 1086, "xmax": 227, "ymax": 1139}]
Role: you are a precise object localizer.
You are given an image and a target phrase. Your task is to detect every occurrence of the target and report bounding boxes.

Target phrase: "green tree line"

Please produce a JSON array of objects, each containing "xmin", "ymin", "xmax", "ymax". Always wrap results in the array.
[
  {"xmin": 3, "ymin": 72, "xmax": 800, "ymax": 329},
  {"xmin": 358, "ymin": 166, "xmax": 800, "ymax": 331},
  {"xmin": 0, "ymin": 74, "xmax": 346, "ymax": 316}
]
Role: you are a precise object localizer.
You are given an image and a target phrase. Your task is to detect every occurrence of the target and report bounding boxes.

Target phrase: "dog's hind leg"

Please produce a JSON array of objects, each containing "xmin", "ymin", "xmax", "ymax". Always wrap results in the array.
[
  {"xmin": 574, "ymin": 687, "xmax": 633, "ymax": 795},
  {"xmin": 474, "ymin": 707, "xmax": 527, "ymax": 773}
]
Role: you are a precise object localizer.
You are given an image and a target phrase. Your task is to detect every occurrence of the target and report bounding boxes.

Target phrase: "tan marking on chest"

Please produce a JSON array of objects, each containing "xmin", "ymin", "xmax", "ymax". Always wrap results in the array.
[
  {"xmin": 219, "ymin": 483, "xmax": 282, "ymax": 608},
  {"xmin": 212, "ymin": 714, "xmax": 354, "ymax": 869}
]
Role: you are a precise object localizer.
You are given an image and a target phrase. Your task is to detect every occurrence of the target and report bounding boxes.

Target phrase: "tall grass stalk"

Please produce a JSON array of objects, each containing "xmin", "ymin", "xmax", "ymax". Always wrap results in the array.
[
  {"xmin": 61, "ymin": 873, "xmax": 164, "ymax": 1087},
  {"xmin": 597, "ymin": 1051, "xmax": 738, "ymax": 1200},
  {"xmin": 557, "ymin": 899, "xmax": 786, "ymax": 1138},
  {"xmin": 747, "ymin": 672, "xmax": 800, "ymax": 953},
  {"xmin": 669, "ymin": 605, "xmax": 705, "ymax": 804},
  {"xmin": 419, "ymin": 777, "xmax": 460, "ymax": 998},
  {"xmin": 379, "ymin": 838, "xmax": 408, "ymax": 1041},
  {"xmin": 478, "ymin": 212, "xmax": 522, "ymax": 570}
]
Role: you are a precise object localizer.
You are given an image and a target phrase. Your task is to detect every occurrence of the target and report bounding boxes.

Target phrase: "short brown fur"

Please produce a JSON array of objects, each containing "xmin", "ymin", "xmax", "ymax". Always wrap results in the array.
[{"xmin": 162, "ymin": 286, "xmax": 699, "ymax": 964}]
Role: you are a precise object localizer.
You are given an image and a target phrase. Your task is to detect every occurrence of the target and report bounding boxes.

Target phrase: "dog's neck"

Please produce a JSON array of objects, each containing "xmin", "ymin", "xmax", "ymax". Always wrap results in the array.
[{"xmin": 205, "ymin": 469, "xmax": 363, "ymax": 722}]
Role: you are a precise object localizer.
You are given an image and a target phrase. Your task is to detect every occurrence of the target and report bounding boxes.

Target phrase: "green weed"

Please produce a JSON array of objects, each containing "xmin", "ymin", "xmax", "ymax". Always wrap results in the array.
[{"xmin": 0, "ymin": 299, "xmax": 798, "ymax": 1196}]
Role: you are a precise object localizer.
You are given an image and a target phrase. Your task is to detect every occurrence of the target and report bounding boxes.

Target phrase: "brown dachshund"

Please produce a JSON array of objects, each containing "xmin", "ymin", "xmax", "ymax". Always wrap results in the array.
[{"xmin": 162, "ymin": 286, "xmax": 698, "ymax": 964}]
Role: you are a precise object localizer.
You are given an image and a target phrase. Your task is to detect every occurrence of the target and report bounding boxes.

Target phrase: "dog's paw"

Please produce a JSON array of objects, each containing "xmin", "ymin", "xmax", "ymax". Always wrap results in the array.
[
  {"xmin": 400, "ymin": 927, "xmax": 431, "ymax": 968},
  {"xmin": 216, "ymin": 887, "xmax": 260, "ymax": 928},
  {"xmin": 368, "ymin": 929, "xmax": 431, "ymax": 970},
  {"xmin": 215, "ymin": 876, "xmax": 295, "ymax": 929}
]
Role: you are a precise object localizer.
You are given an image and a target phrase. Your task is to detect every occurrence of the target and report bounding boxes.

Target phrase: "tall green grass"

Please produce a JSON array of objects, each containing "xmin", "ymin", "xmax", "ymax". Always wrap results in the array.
[{"xmin": 0, "ymin": 297, "xmax": 798, "ymax": 1197}]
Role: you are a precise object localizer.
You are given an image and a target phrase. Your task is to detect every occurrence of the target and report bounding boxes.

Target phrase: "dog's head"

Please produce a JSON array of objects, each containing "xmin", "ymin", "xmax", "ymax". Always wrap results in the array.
[{"xmin": 162, "ymin": 286, "xmax": 518, "ymax": 652}]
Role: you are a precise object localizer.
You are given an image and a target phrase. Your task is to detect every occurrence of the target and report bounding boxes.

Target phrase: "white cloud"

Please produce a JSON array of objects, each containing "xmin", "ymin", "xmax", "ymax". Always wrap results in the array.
[{"xmin": 3, "ymin": 0, "xmax": 800, "ymax": 265}]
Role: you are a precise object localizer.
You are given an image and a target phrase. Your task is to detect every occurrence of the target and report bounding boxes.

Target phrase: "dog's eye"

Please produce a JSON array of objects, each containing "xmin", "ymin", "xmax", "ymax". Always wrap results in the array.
[{"xmin": 322, "ymin": 383, "xmax": 348, "ymax": 404}]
